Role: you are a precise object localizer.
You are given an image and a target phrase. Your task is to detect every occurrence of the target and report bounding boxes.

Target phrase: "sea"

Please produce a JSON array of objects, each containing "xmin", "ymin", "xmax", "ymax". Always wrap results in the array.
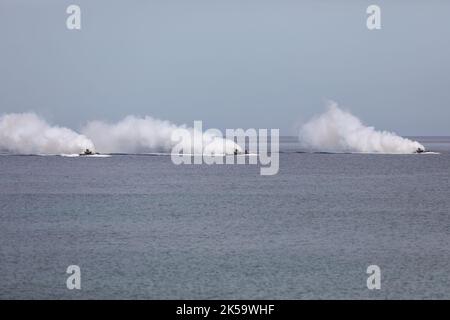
[{"xmin": 1, "ymin": 137, "xmax": 449, "ymax": 299}]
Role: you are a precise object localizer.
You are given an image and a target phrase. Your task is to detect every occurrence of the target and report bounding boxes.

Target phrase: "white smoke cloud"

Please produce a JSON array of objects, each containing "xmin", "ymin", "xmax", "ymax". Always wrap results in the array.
[
  {"xmin": 299, "ymin": 101, "xmax": 425, "ymax": 154},
  {"xmin": 81, "ymin": 116, "xmax": 180, "ymax": 154},
  {"xmin": 82, "ymin": 115, "xmax": 241, "ymax": 155},
  {"xmin": 0, "ymin": 113, "xmax": 94, "ymax": 154},
  {"xmin": 0, "ymin": 113, "xmax": 242, "ymax": 155}
]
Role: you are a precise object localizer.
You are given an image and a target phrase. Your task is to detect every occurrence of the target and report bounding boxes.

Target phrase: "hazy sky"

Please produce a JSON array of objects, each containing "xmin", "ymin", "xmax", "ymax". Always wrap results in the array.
[{"xmin": 1, "ymin": 0, "xmax": 449, "ymax": 135}]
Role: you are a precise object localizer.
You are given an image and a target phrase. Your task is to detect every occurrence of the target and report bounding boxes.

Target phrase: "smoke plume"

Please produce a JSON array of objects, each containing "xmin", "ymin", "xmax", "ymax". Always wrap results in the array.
[
  {"xmin": 0, "ymin": 113, "xmax": 94, "ymax": 154},
  {"xmin": 82, "ymin": 116, "xmax": 241, "ymax": 154},
  {"xmin": 299, "ymin": 101, "xmax": 425, "ymax": 154},
  {"xmin": 0, "ymin": 113, "xmax": 241, "ymax": 155}
]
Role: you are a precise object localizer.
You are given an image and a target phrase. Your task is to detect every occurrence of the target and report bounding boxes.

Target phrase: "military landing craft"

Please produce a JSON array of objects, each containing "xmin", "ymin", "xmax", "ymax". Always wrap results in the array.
[{"xmin": 79, "ymin": 148, "xmax": 99, "ymax": 156}]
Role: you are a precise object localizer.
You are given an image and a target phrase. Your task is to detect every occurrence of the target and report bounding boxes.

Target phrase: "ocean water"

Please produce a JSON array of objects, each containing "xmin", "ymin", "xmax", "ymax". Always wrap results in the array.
[{"xmin": 1, "ymin": 137, "xmax": 449, "ymax": 299}]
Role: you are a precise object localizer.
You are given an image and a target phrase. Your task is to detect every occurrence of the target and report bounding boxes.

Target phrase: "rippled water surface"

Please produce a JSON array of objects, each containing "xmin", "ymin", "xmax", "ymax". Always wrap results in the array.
[{"xmin": 1, "ymin": 137, "xmax": 449, "ymax": 299}]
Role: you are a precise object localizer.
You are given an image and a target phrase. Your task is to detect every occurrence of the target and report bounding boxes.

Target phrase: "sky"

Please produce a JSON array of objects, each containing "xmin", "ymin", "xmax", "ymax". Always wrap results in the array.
[{"xmin": 0, "ymin": 0, "xmax": 449, "ymax": 135}]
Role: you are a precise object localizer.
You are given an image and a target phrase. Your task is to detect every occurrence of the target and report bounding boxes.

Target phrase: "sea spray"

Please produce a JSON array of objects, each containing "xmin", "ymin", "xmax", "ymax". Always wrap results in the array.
[
  {"xmin": 82, "ymin": 115, "xmax": 241, "ymax": 155},
  {"xmin": 0, "ymin": 113, "xmax": 95, "ymax": 154},
  {"xmin": 299, "ymin": 101, "xmax": 425, "ymax": 154},
  {"xmin": 0, "ymin": 113, "xmax": 241, "ymax": 155}
]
